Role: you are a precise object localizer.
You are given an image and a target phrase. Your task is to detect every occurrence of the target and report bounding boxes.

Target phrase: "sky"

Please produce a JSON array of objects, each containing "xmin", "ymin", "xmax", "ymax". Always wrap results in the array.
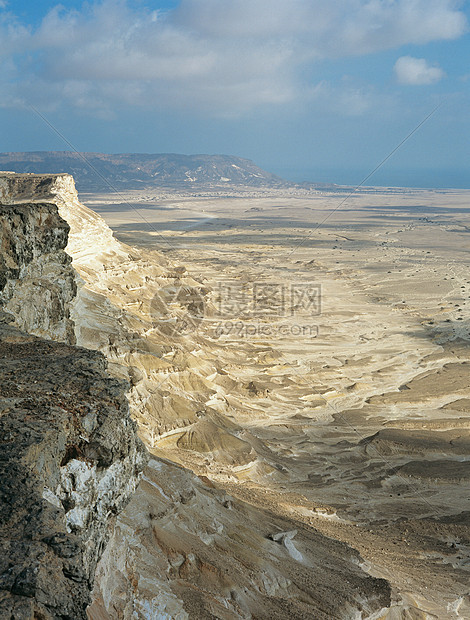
[{"xmin": 0, "ymin": 0, "xmax": 469, "ymax": 187}]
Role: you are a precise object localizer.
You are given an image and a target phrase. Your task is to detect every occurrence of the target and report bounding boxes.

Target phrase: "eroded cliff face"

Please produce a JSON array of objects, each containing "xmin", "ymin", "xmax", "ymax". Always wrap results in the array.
[
  {"xmin": 0, "ymin": 172, "xmax": 213, "ymax": 447},
  {"xmin": 89, "ymin": 457, "xmax": 391, "ymax": 620},
  {"xmin": 0, "ymin": 182, "xmax": 147, "ymax": 618},
  {"xmin": 0, "ymin": 197, "xmax": 76, "ymax": 343}
]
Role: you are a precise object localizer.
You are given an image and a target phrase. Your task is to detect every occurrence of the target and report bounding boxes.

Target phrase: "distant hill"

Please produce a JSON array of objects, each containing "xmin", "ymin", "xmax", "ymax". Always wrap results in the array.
[{"xmin": 0, "ymin": 151, "xmax": 288, "ymax": 191}]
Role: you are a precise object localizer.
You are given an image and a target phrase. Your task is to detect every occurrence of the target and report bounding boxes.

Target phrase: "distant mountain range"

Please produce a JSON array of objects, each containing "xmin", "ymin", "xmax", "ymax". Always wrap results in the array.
[{"xmin": 0, "ymin": 151, "xmax": 289, "ymax": 191}]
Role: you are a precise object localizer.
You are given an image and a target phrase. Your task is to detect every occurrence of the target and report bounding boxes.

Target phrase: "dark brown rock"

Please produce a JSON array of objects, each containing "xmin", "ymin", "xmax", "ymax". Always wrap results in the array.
[{"xmin": 0, "ymin": 321, "xmax": 147, "ymax": 619}]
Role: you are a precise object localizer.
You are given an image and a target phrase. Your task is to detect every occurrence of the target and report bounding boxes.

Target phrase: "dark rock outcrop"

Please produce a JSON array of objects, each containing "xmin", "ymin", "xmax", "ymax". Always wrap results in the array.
[
  {"xmin": 0, "ymin": 199, "xmax": 76, "ymax": 343},
  {"xmin": 0, "ymin": 317, "xmax": 147, "ymax": 618}
]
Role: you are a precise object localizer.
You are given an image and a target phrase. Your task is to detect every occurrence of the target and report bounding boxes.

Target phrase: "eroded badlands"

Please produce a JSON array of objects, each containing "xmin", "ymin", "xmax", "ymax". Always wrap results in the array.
[{"xmin": 83, "ymin": 185, "xmax": 470, "ymax": 618}]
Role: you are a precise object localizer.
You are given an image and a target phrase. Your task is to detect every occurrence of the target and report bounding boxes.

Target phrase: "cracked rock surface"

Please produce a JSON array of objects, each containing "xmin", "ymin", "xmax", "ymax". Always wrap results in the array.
[{"xmin": 0, "ymin": 197, "xmax": 76, "ymax": 343}]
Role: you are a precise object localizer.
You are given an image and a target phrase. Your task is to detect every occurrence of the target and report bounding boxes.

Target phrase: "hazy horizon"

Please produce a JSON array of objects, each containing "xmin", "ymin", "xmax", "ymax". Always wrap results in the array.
[
  {"xmin": 2, "ymin": 148, "xmax": 469, "ymax": 190},
  {"xmin": 274, "ymin": 164, "xmax": 470, "ymax": 189}
]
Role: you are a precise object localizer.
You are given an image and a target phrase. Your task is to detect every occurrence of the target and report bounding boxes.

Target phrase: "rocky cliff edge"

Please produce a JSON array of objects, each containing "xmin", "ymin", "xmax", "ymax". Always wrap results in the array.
[{"xmin": 0, "ymin": 183, "xmax": 147, "ymax": 618}]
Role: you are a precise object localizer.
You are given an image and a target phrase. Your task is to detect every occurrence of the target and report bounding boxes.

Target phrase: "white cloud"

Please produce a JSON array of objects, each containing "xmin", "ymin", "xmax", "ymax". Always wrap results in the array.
[
  {"xmin": 0, "ymin": 0, "xmax": 465, "ymax": 114},
  {"xmin": 394, "ymin": 56, "xmax": 446, "ymax": 85}
]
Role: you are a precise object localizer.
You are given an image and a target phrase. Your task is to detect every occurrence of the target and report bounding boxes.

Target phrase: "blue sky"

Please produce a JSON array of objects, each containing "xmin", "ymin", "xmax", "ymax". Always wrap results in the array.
[{"xmin": 1, "ymin": 0, "xmax": 469, "ymax": 187}]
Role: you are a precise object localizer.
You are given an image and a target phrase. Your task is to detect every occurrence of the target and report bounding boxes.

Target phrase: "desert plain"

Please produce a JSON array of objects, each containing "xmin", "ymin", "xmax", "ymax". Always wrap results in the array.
[{"xmin": 83, "ymin": 184, "xmax": 470, "ymax": 618}]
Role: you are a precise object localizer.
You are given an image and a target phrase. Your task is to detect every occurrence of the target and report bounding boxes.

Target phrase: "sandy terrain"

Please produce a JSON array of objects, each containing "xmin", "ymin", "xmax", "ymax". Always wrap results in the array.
[{"xmin": 81, "ymin": 185, "xmax": 470, "ymax": 618}]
